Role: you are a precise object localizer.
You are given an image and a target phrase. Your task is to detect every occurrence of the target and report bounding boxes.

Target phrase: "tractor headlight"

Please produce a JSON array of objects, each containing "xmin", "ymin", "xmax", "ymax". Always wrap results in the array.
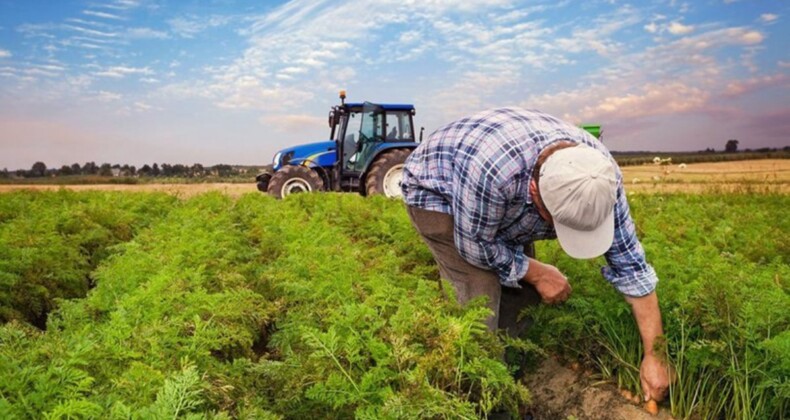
[{"xmin": 273, "ymin": 152, "xmax": 282, "ymax": 166}]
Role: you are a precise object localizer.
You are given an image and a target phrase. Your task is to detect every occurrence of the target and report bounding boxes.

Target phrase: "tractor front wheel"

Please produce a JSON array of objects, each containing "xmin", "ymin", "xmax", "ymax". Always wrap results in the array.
[
  {"xmin": 267, "ymin": 165, "xmax": 324, "ymax": 199},
  {"xmin": 365, "ymin": 149, "xmax": 411, "ymax": 198},
  {"xmin": 256, "ymin": 173, "xmax": 272, "ymax": 192}
]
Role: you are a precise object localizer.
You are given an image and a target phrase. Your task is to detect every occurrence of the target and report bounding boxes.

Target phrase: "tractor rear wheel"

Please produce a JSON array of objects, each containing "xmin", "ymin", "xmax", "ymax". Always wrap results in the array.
[
  {"xmin": 267, "ymin": 165, "xmax": 324, "ymax": 199},
  {"xmin": 365, "ymin": 149, "xmax": 411, "ymax": 198}
]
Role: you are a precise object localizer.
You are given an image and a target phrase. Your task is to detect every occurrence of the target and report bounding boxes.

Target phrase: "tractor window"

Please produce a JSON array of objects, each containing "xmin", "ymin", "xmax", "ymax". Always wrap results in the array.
[
  {"xmin": 346, "ymin": 104, "xmax": 383, "ymax": 171},
  {"xmin": 385, "ymin": 112, "xmax": 413, "ymax": 142},
  {"xmin": 342, "ymin": 112, "xmax": 359, "ymax": 170},
  {"xmin": 334, "ymin": 114, "xmax": 347, "ymax": 142}
]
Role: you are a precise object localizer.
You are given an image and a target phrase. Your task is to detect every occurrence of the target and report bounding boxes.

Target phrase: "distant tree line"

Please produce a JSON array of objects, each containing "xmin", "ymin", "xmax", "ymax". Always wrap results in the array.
[{"xmin": 0, "ymin": 162, "xmax": 260, "ymax": 179}]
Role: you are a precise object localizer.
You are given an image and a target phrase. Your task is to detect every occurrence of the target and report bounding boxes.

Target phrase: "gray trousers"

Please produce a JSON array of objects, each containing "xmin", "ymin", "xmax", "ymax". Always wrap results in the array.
[{"xmin": 407, "ymin": 206, "xmax": 540, "ymax": 336}]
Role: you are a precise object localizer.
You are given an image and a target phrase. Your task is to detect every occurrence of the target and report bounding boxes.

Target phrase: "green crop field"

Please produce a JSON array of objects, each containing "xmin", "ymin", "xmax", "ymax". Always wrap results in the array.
[{"xmin": 0, "ymin": 191, "xmax": 787, "ymax": 419}]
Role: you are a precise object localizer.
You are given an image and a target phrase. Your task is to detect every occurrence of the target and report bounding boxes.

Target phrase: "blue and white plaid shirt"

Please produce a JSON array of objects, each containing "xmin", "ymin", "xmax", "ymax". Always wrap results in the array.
[{"xmin": 402, "ymin": 107, "xmax": 658, "ymax": 297}]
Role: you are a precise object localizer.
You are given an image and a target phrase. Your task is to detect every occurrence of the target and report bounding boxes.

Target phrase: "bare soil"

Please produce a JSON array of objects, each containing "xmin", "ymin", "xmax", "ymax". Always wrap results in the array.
[{"xmin": 525, "ymin": 358, "xmax": 673, "ymax": 419}]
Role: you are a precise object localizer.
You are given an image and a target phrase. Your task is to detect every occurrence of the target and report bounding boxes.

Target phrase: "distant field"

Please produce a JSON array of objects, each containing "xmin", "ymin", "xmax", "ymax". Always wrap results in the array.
[
  {"xmin": 612, "ymin": 149, "xmax": 789, "ymax": 166},
  {"xmin": 1, "ymin": 159, "xmax": 787, "ymax": 195},
  {"xmin": 621, "ymin": 159, "xmax": 789, "ymax": 193}
]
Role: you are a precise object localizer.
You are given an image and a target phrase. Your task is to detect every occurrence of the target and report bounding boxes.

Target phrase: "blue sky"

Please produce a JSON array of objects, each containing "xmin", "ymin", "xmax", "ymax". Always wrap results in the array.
[{"xmin": 0, "ymin": 0, "xmax": 788, "ymax": 169}]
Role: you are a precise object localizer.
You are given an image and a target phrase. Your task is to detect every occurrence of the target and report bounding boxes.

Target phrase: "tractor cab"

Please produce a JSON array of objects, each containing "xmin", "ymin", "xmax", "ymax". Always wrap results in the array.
[{"xmin": 329, "ymin": 98, "xmax": 418, "ymax": 193}]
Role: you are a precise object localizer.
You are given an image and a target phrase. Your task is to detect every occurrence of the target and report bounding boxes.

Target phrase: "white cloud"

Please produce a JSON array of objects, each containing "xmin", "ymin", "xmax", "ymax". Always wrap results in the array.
[
  {"xmin": 168, "ymin": 15, "xmax": 231, "ymax": 38},
  {"xmin": 133, "ymin": 101, "xmax": 152, "ymax": 111},
  {"xmin": 779, "ymin": 61, "xmax": 790, "ymax": 68},
  {"xmin": 724, "ymin": 73, "xmax": 788, "ymax": 96},
  {"xmin": 16, "ymin": 23, "xmax": 58, "ymax": 38},
  {"xmin": 0, "ymin": 49, "xmax": 11, "ymax": 58},
  {"xmin": 259, "ymin": 113, "xmax": 326, "ymax": 131},
  {"xmin": 94, "ymin": 66, "xmax": 154, "ymax": 78},
  {"xmin": 739, "ymin": 30, "xmax": 764, "ymax": 44},
  {"xmin": 63, "ymin": 24, "xmax": 118, "ymax": 38},
  {"xmin": 95, "ymin": 90, "xmax": 122, "ymax": 102},
  {"xmin": 83, "ymin": 10, "xmax": 124, "ymax": 20},
  {"xmin": 524, "ymin": 81, "xmax": 710, "ymax": 124},
  {"xmin": 65, "ymin": 18, "xmax": 114, "ymax": 29},
  {"xmin": 759, "ymin": 13, "xmax": 778, "ymax": 23},
  {"xmin": 644, "ymin": 22, "xmax": 658, "ymax": 33},
  {"xmin": 127, "ymin": 27, "xmax": 169, "ymax": 39},
  {"xmin": 668, "ymin": 21, "xmax": 694, "ymax": 35},
  {"xmin": 97, "ymin": 0, "xmax": 141, "ymax": 11}
]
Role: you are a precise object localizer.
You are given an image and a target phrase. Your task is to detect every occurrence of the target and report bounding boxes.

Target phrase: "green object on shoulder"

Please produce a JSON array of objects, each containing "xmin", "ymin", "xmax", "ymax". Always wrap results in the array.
[{"xmin": 580, "ymin": 124, "xmax": 602, "ymax": 139}]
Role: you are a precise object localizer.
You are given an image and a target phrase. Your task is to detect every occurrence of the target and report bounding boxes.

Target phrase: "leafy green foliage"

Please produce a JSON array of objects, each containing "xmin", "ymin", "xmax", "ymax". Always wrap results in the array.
[
  {"xmin": 0, "ymin": 192, "xmax": 526, "ymax": 418},
  {"xmin": 0, "ymin": 190, "xmax": 177, "ymax": 327},
  {"xmin": 0, "ymin": 191, "xmax": 786, "ymax": 418}
]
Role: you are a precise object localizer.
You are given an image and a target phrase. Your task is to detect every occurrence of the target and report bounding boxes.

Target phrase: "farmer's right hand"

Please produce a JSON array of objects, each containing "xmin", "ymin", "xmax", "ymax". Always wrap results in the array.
[{"xmin": 525, "ymin": 259, "xmax": 571, "ymax": 304}]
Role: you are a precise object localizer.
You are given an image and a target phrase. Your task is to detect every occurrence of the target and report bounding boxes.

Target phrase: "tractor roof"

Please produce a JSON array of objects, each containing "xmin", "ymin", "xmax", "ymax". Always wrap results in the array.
[{"xmin": 345, "ymin": 102, "xmax": 414, "ymax": 111}]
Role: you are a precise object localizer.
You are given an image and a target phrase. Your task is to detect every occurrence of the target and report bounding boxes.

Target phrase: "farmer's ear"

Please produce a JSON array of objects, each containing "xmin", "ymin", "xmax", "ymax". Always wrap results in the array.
[{"xmin": 529, "ymin": 178, "xmax": 538, "ymax": 197}]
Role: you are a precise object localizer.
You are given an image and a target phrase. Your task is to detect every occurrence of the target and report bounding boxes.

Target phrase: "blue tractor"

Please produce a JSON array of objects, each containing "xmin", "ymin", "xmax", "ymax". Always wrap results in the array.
[{"xmin": 257, "ymin": 91, "xmax": 422, "ymax": 199}]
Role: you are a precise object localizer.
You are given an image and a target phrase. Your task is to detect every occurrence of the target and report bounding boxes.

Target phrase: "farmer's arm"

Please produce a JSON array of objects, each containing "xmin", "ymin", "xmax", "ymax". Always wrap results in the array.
[
  {"xmin": 602, "ymin": 177, "xmax": 670, "ymax": 400},
  {"xmin": 625, "ymin": 291, "xmax": 669, "ymax": 401}
]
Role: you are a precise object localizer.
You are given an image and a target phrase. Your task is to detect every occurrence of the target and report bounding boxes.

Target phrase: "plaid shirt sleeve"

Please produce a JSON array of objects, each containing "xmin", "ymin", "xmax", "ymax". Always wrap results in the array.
[
  {"xmin": 601, "ymin": 176, "xmax": 659, "ymax": 297},
  {"xmin": 450, "ymin": 140, "xmax": 529, "ymax": 289}
]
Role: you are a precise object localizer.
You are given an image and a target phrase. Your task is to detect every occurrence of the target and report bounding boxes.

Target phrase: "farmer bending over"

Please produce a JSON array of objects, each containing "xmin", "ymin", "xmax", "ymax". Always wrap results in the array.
[{"xmin": 401, "ymin": 107, "xmax": 671, "ymax": 402}]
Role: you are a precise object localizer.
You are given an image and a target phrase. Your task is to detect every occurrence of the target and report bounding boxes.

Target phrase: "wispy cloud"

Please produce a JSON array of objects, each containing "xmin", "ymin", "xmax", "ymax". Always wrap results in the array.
[
  {"xmin": 17, "ymin": 23, "xmax": 58, "ymax": 38},
  {"xmin": 83, "ymin": 10, "xmax": 125, "ymax": 21},
  {"xmin": 759, "ymin": 13, "xmax": 778, "ymax": 24},
  {"xmin": 94, "ymin": 90, "xmax": 123, "ymax": 102},
  {"xmin": 94, "ymin": 65, "xmax": 154, "ymax": 78},
  {"xmin": 95, "ymin": 0, "xmax": 141, "ymax": 11},
  {"xmin": 127, "ymin": 27, "xmax": 169, "ymax": 39},
  {"xmin": 259, "ymin": 114, "xmax": 325, "ymax": 132},
  {"xmin": 0, "ymin": 50, "xmax": 11, "ymax": 58},
  {"xmin": 63, "ymin": 24, "xmax": 118, "ymax": 38},
  {"xmin": 168, "ymin": 15, "xmax": 231, "ymax": 38},
  {"xmin": 724, "ymin": 73, "xmax": 788, "ymax": 97}
]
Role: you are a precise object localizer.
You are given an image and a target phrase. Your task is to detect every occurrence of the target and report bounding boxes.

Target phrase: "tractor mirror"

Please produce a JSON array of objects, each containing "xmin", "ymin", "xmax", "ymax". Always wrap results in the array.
[{"xmin": 328, "ymin": 111, "xmax": 334, "ymax": 128}]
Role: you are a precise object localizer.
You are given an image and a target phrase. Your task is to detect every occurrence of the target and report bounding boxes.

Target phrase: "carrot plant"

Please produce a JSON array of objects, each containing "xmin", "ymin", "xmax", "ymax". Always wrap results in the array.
[
  {"xmin": 0, "ymin": 190, "xmax": 176, "ymax": 327},
  {"xmin": 525, "ymin": 193, "xmax": 789, "ymax": 419},
  {"xmin": 234, "ymin": 194, "xmax": 529, "ymax": 418}
]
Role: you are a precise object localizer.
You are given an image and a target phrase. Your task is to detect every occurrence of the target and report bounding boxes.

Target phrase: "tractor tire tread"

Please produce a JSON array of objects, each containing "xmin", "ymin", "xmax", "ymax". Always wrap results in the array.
[
  {"xmin": 267, "ymin": 165, "xmax": 324, "ymax": 199},
  {"xmin": 365, "ymin": 148, "xmax": 411, "ymax": 197}
]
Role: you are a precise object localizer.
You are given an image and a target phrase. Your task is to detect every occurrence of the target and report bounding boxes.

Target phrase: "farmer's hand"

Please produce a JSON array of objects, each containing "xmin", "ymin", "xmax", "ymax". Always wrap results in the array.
[
  {"xmin": 524, "ymin": 258, "xmax": 571, "ymax": 304},
  {"xmin": 641, "ymin": 352, "xmax": 672, "ymax": 402}
]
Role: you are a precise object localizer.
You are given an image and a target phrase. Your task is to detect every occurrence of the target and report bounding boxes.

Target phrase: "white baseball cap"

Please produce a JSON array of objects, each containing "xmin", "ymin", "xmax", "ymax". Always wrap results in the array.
[{"xmin": 538, "ymin": 144, "xmax": 617, "ymax": 259}]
